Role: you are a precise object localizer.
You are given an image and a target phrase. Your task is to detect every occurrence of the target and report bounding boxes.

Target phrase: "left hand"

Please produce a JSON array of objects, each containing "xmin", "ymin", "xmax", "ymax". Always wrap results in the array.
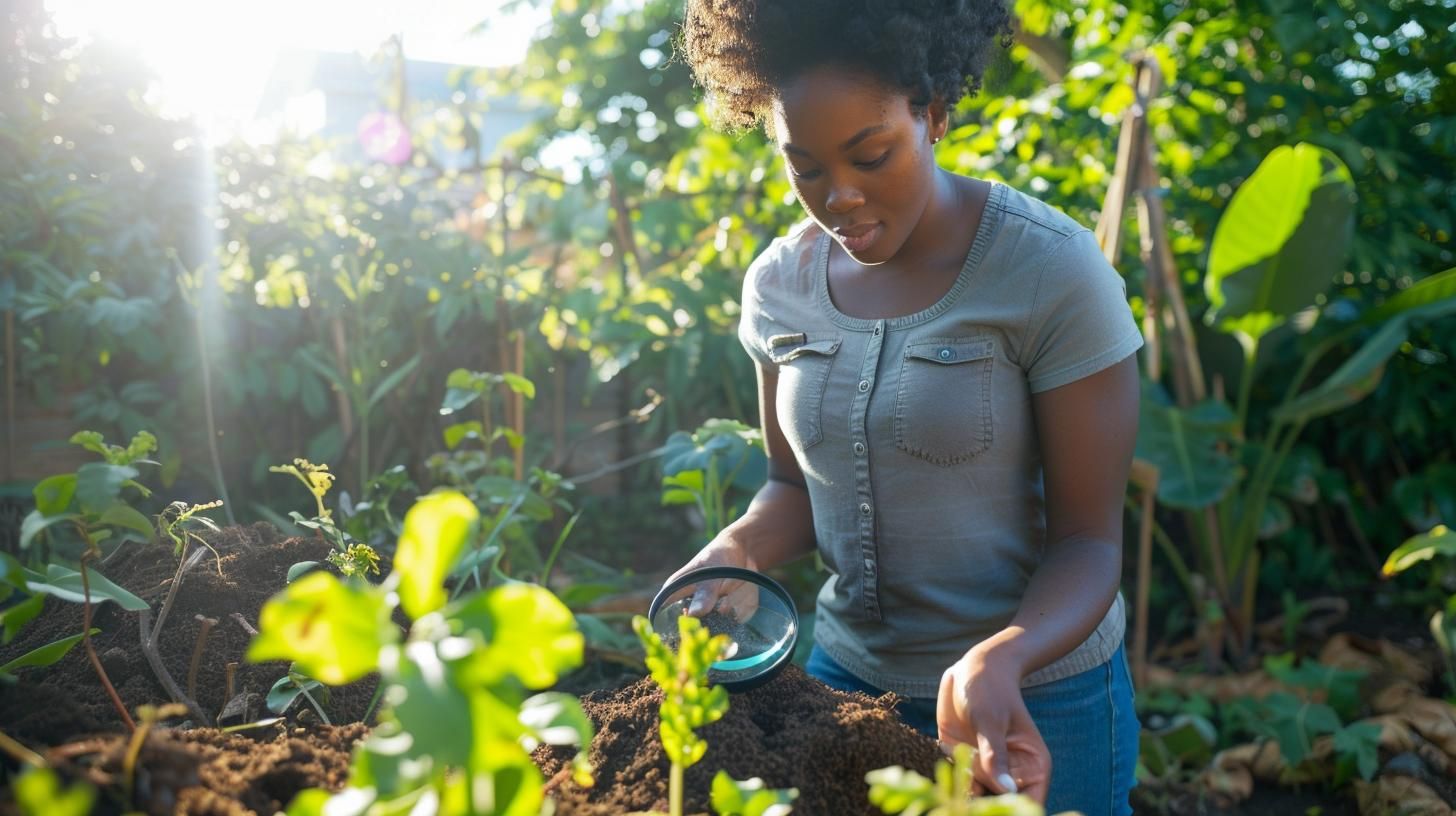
[{"xmin": 936, "ymin": 645, "xmax": 1052, "ymax": 804}]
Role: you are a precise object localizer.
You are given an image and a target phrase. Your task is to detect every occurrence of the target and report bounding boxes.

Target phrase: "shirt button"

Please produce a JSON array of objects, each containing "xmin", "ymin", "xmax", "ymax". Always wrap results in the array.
[
  {"xmin": 859, "ymin": 502, "xmax": 872, "ymax": 516},
  {"xmin": 873, "ymin": 325, "xmax": 882, "ymax": 336},
  {"xmin": 938, "ymin": 348, "xmax": 954, "ymax": 360},
  {"xmin": 858, "ymin": 379, "xmax": 870, "ymax": 392},
  {"xmin": 864, "ymin": 558, "xmax": 874, "ymax": 570},
  {"xmin": 853, "ymin": 441, "xmax": 866, "ymax": 456}
]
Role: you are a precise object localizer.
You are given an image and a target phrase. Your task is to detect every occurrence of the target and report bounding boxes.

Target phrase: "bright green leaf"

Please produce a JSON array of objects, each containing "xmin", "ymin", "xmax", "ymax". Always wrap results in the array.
[
  {"xmin": 0, "ymin": 628, "xmax": 99, "ymax": 675},
  {"xmin": 247, "ymin": 571, "xmax": 392, "ymax": 685},
  {"xmin": 394, "ymin": 491, "xmax": 479, "ymax": 620}
]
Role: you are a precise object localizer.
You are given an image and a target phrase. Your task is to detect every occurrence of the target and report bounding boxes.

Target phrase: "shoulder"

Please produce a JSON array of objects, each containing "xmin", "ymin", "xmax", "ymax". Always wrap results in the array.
[
  {"xmin": 993, "ymin": 184, "xmax": 1090, "ymax": 245},
  {"xmin": 742, "ymin": 217, "xmax": 824, "ymax": 304}
]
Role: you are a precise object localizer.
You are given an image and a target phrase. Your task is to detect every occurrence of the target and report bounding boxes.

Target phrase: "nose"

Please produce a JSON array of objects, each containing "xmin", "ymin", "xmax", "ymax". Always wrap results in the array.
[{"xmin": 825, "ymin": 177, "xmax": 864, "ymax": 214}]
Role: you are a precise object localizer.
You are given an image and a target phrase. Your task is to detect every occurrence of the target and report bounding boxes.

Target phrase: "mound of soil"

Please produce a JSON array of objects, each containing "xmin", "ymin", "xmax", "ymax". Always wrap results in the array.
[
  {"xmin": 0, "ymin": 523, "xmax": 380, "ymax": 748},
  {"xmin": 38, "ymin": 722, "xmax": 366, "ymax": 816},
  {"xmin": 534, "ymin": 664, "xmax": 942, "ymax": 815}
]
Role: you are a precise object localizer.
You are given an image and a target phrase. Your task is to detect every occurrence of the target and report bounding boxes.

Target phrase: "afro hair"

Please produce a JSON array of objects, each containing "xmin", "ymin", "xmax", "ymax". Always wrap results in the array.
[{"xmin": 679, "ymin": 0, "xmax": 1015, "ymax": 132}]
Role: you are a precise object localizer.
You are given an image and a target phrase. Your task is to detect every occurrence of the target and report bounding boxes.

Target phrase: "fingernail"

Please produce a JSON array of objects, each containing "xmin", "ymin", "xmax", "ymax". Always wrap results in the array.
[{"xmin": 996, "ymin": 773, "xmax": 1018, "ymax": 794}]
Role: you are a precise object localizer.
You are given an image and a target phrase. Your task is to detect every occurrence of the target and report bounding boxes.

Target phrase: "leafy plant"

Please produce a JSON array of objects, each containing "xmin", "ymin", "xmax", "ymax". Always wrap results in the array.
[
  {"xmin": 1134, "ymin": 142, "xmax": 1456, "ymax": 660},
  {"xmin": 154, "ymin": 499, "xmax": 225, "ymax": 573},
  {"xmin": 1221, "ymin": 653, "xmax": 1381, "ymax": 786},
  {"xmin": 270, "ymin": 458, "xmax": 382, "ymax": 581},
  {"xmin": 266, "ymin": 663, "xmax": 333, "ymax": 724},
  {"xmin": 13, "ymin": 430, "xmax": 160, "ymax": 731},
  {"xmin": 661, "ymin": 419, "xmax": 766, "ymax": 544},
  {"xmin": 249, "ymin": 490, "xmax": 594, "ymax": 815},
  {"xmin": 1383, "ymin": 525, "xmax": 1456, "ymax": 696},
  {"xmin": 866, "ymin": 743, "xmax": 1051, "ymax": 816},
  {"xmin": 630, "ymin": 613, "xmax": 731, "ymax": 816}
]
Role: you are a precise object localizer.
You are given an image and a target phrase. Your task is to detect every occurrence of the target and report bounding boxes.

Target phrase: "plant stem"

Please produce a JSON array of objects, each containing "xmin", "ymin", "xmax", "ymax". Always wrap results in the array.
[
  {"xmin": 0, "ymin": 729, "xmax": 44, "ymax": 767},
  {"xmin": 80, "ymin": 553, "xmax": 135, "ymax": 732},
  {"xmin": 540, "ymin": 511, "xmax": 582, "ymax": 589},
  {"xmin": 670, "ymin": 760, "xmax": 683, "ymax": 816},
  {"xmin": 362, "ymin": 679, "xmax": 386, "ymax": 726},
  {"xmin": 138, "ymin": 609, "xmax": 213, "ymax": 726}
]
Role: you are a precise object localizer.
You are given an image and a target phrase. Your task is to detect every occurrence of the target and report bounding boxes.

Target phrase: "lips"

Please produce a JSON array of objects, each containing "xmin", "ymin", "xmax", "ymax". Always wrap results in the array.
[{"xmin": 835, "ymin": 222, "xmax": 882, "ymax": 253}]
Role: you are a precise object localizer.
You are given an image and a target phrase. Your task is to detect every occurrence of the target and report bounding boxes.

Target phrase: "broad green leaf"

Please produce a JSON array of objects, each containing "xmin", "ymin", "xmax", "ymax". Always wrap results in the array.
[
  {"xmin": 13, "ymin": 767, "xmax": 95, "ymax": 816},
  {"xmin": 247, "ymin": 571, "xmax": 392, "ymax": 685},
  {"xmin": 33, "ymin": 474, "xmax": 77, "ymax": 515},
  {"xmin": 2, "ymin": 594, "xmax": 45, "ymax": 643},
  {"xmin": 500, "ymin": 372, "xmax": 536, "ymax": 399},
  {"xmin": 1273, "ymin": 316, "xmax": 1409, "ymax": 424},
  {"xmin": 286, "ymin": 561, "xmax": 321, "ymax": 583},
  {"xmin": 520, "ymin": 692, "xmax": 594, "ymax": 748},
  {"xmin": 24, "ymin": 564, "xmax": 150, "ymax": 611},
  {"xmin": 1382, "ymin": 525, "xmax": 1455, "ymax": 577},
  {"xmin": 447, "ymin": 583, "xmax": 583, "ymax": 688},
  {"xmin": 1134, "ymin": 387, "xmax": 1238, "ymax": 509},
  {"xmin": 394, "ymin": 491, "xmax": 479, "ymax": 620},
  {"xmin": 1365, "ymin": 266, "xmax": 1456, "ymax": 325},
  {"xmin": 1139, "ymin": 714, "xmax": 1217, "ymax": 777},
  {"xmin": 74, "ymin": 462, "xmax": 139, "ymax": 514},
  {"xmin": 1206, "ymin": 143, "xmax": 1355, "ymax": 341},
  {"xmin": 98, "ymin": 503, "xmax": 154, "ymax": 539},
  {"xmin": 266, "ymin": 673, "xmax": 326, "ymax": 715},
  {"xmin": 0, "ymin": 628, "xmax": 99, "ymax": 675},
  {"xmin": 1332, "ymin": 722, "xmax": 1382, "ymax": 781},
  {"xmin": 19, "ymin": 511, "xmax": 80, "ymax": 549}
]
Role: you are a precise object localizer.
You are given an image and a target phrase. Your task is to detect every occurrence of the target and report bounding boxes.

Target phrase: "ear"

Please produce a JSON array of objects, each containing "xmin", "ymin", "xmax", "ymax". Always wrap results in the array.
[{"xmin": 926, "ymin": 97, "xmax": 950, "ymax": 143}]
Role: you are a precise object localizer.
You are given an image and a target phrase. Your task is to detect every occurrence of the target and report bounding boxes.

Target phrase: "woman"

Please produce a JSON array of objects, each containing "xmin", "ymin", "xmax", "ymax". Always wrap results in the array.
[{"xmin": 666, "ymin": 1, "xmax": 1142, "ymax": 812}]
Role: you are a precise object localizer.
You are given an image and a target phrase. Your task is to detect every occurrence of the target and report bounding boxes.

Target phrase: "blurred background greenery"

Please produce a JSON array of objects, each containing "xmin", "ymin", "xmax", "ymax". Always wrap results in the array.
[{"xmin": 3, "ymin": 0, "xmax": 1453, "ymax": 646}]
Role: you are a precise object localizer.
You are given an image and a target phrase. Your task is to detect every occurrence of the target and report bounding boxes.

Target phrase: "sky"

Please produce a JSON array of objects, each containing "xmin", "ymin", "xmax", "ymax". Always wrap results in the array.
[{"xmin": 45, "ymin": 0, "xmax": 549, "ymax": 139}]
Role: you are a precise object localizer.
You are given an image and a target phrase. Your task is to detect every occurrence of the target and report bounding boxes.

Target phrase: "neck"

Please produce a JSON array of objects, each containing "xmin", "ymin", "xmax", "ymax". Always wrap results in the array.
[{"xmin": 892, "ymin": 168, "xmax": 969, "ymax": 268}]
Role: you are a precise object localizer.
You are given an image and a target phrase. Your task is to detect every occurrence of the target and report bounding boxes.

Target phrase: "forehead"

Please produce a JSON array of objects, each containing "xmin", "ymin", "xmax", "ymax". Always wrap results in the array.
[{"xmin": 770, "ymin": 67, "xmax": 913, "ymax": 148}]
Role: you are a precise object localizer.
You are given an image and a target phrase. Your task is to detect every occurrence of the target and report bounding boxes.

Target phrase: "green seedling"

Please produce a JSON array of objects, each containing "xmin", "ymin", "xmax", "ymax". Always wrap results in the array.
[
  {"xmin": 10, "ymin": 766, "xmax": 95, "ymax": 816},
  {"xmin": 248, "ymin": 490, "xmax": 594, "ymax": 816},
  {"xmin": 867, "ymin": 743, "xmax": 1053, "ymax": 816},
  {"xmin": 16, "ymin": 430, "xmax": 160, "ymax": 732},
  {"xmin": 267, "ymin": 663, "xmax": 332, "ymax": 724},
  {"xmin": 155, "ymin": 499, "xmax": 225, "ymax": 573},
  {"xmin": 631, "ymin": 613, "xmax": 731, "ymax": 816},
  {"xmin": 270, "ymin": 458, "xmax": 381, "ymax": 582}
]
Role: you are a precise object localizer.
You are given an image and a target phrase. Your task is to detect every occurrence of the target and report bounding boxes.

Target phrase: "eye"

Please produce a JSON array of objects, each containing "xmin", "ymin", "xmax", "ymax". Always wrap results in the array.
[
  {"xmin": 790, "ymin": 166, "xmax": 822, "ymax": 181},
  {"xmin": 855, "ymin": 151, "xmax": 891, "ymax": 170}
]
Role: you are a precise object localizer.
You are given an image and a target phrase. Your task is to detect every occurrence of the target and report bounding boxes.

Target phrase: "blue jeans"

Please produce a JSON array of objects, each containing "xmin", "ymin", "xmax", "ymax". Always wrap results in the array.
[{"xmin": 806, "ymin": 643, "xmax": 1139, "ymax": 816}]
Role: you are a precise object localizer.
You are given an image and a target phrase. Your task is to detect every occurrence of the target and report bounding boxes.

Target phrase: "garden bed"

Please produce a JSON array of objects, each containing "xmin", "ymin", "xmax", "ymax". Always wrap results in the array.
[
  {"xmin": 534, "ymin": 665, "xmax": 941, "ymax": 815},
  {"xmin": 4, "ymin": 522, "xmax": 1453, "ymax": 816}
]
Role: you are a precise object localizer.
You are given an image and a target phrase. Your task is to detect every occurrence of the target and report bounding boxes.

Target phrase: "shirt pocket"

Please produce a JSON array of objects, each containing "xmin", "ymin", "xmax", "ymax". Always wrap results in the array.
[
  {"xmin": 768, "ymin": 335, "xmax": 841, "ymax": 452},
  {"xmin": 894, "ymin": 336, "xmax": 996, "ymax": 466}
]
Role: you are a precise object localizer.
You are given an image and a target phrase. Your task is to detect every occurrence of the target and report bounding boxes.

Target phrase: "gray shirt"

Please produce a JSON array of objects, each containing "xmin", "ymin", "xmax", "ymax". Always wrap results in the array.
[{"xmin": 738, "ymin": 181, "xmax": 1144, "ymax": 697}]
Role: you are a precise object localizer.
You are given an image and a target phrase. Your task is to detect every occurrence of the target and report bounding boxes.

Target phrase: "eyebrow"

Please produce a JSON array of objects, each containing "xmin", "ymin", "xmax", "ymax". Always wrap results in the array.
[{"xmin": 782, "ymin": 124, "xmax": 890, "ymax": 157}]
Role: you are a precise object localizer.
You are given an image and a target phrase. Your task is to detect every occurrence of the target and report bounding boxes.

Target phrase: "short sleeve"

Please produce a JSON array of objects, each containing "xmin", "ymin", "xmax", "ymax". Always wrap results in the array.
[
  {"xmin": 736, "ymin": 244, "xmax": 776, "ymax": 368},
  {"xmin": 1021, "ymin": 229, "xmax": 1144, "ymax": 394}
]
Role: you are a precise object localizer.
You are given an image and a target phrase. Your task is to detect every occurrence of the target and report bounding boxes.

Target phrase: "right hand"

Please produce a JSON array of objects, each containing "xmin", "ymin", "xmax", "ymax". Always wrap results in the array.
[{"xmin": 662, "ymin": 533, "xmax": 760, "ymax": 621}]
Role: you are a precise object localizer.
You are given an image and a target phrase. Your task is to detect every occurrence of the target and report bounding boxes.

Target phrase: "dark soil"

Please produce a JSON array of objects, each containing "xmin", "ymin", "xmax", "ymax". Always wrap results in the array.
[
  {"xmin": 0, "ymin": 523, "xmax": 379, "ymax": 814},
  {"xmin": 533, "ymin": 663, "xmax": 942, "ymax": 816},
  {"xmin": 0, "ymin": 523, "xmax": 380, "ymax": 749},
  {"xmin": 25, "ymin": 722, "xmax": 365, "ymax": 816}
]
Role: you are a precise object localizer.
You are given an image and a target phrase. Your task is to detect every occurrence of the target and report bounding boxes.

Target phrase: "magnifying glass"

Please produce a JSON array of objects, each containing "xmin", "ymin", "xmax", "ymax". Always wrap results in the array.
[{"xmin": 648, "ymin": 566, "xmax": 800, "ymax": 692}]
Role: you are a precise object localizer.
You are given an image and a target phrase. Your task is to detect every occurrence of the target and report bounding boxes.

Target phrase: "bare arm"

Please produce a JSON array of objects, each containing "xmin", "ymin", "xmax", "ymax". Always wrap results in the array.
[
  {"xmin": 665, "ymin": 361, "xmax": 817, "ymax": 608},
  {"xmin": 938, "ymin": 352, "xmax": 1140, "ymax": 801},
  {"xmin": 978, "ymin": 352, "xmax": 1139, "ymax": 676}
]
